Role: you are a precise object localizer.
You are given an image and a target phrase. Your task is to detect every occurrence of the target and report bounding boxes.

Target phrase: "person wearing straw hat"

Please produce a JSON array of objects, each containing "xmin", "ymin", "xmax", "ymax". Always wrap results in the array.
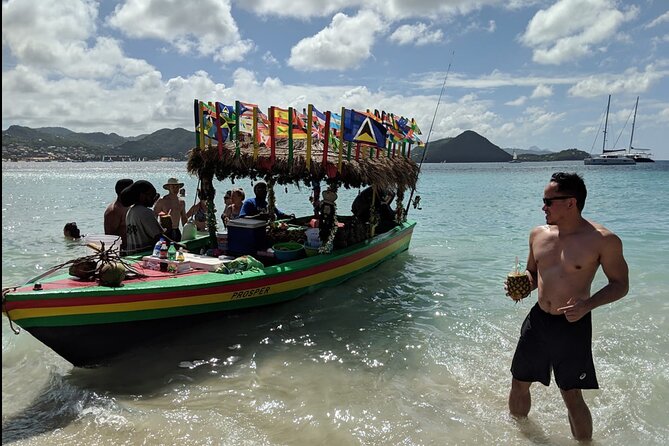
[{"xmin": 154, "ymin": 177, "xmax": 187, "ymax": 242}]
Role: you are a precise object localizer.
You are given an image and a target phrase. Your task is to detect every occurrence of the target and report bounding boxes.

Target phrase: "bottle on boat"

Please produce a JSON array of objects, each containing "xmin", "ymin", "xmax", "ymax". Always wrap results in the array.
[
  {"xmin": 167, "ymin": 244, "xmax": 177, "ymax": 261},
  {"xmin": 176, "ymin": 247, "xmax": 185, "ymax": 262},
  {"xmin": 153, "ymin": 237, "xmax": 165, "ymax": 257},
  {"xmin": 159, "ymin": 241, "xmax": 168, "ymax": 259}
]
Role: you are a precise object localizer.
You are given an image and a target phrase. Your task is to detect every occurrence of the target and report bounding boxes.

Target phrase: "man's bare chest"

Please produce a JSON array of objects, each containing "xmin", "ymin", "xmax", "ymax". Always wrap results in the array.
[{"xmin": 534, "ymin": 235, "xmax": 600, "ymax": 274}]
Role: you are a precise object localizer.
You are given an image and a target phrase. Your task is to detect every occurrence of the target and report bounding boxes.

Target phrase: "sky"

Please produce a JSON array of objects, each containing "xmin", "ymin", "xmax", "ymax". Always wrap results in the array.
[{"xmin": 2, "ymin": 0, "xmax": 668, "ymax": 159}]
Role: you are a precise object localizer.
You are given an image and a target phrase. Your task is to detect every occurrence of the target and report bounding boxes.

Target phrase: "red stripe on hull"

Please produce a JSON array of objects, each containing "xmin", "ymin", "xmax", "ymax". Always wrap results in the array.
[{"xmin": 7, "ymin": 227, "xmax": 413, "ymax": 310}]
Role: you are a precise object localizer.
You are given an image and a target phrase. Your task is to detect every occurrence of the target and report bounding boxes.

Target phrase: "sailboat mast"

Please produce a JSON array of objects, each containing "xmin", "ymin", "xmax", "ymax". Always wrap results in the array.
[
  {"xmin": 602, "ymin": 94, "xmax": 611, "ymax": 153},
  {"xmin": 629, "ymin": 96, "xmax": 639, "ymax": 151}
]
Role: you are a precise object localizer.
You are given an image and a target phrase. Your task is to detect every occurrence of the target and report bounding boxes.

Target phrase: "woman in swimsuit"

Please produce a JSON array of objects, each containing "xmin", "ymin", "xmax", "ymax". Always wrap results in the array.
[
  {"xmin": 221, "ymin": 188, "xmax": 245, "ymax": 227},
  {"xmin": 186, "ymin": 189, "xmax": 210, "ymax": 231}
]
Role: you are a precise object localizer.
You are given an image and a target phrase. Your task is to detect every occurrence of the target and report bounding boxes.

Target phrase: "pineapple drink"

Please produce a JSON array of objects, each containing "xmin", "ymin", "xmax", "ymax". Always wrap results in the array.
[{"xmin": 507, "ymin": 256, "xmax": 531, "ymax": 301}]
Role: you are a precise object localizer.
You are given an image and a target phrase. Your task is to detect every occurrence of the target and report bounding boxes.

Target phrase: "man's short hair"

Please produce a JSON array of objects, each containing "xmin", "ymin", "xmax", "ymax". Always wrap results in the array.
[
  {"xmin": 115, "ymin": 179, "xmax": 134, "ymax": 195},
  {"xmin": 119, "ymin": 180, "xmax": 156, "ymax": 207},
  {"xmin": 551, "ymin": 172, "xmax": 587, "ymax": 211},
  {"xmin": 254, "ymin": 181, "xmax": 267, "ymax": 193}
]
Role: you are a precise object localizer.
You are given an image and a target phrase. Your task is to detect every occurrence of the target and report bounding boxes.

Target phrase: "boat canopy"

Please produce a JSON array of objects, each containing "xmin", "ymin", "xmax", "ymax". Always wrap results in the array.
[{"xmin": 186, "ymin": 100, "xmax": 421, "ymax": 192}]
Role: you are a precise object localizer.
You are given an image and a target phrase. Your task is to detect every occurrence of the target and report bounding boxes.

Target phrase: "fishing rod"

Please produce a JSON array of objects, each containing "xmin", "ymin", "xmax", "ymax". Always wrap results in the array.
[{"xmin": 405, "ymin": 53, "xmax": 454, "ymax": 218}]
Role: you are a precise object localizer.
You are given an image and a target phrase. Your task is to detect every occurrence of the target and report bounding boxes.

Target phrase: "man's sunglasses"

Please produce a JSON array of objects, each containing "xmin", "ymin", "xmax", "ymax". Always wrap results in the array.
[{"xmin": 543, "ymin": 196, "xmax": 574, "ymax": 206}]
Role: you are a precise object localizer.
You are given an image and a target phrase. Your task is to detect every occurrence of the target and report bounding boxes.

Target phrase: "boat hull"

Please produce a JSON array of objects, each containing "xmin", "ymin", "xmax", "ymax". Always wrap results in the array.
[
  {"xmin": 584, "ymin": 156, "xmax": 635, "ymax": 165},
  {"xmin": 3, "ymin": 221, "xmax": 415, "ymax": 367}
]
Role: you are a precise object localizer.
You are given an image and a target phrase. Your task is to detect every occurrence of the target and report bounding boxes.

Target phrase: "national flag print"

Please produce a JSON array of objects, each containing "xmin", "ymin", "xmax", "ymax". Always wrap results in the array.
[{"xmin": 342, "ymin": 109, "xmax": 387, "ymax": 148}]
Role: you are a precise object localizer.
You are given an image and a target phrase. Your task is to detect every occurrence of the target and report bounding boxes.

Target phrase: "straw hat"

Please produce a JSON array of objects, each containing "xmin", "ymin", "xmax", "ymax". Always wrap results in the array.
[{"xmin": 163, "ymin": 178, "xmax": 184, "ymax": 190}]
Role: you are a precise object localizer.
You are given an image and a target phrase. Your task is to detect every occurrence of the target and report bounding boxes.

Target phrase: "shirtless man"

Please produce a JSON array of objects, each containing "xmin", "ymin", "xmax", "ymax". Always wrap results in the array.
[
  {"xmin": 506, "ymin": 172, "xmax": 629, "ymax": 441},
  {"xmin": 154, "ymin": 178, "xmax": 187, "ymax": 242},
  {"xmin": 104, "ymin": 178, "xmax": 133, "ymax": 250}
]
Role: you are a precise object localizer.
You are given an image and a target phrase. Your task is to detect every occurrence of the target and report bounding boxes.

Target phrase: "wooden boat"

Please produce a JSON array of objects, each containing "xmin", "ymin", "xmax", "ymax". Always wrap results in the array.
[{"xmin": 2, "ymin": 100, "xmax": 422, "ymax": 367}]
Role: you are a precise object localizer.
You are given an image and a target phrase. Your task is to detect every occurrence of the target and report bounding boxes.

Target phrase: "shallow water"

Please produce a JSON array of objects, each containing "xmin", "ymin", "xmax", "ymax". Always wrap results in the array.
[{"xmin": 2, "ymin": 160, "xmax": 668, "ymax": 445}]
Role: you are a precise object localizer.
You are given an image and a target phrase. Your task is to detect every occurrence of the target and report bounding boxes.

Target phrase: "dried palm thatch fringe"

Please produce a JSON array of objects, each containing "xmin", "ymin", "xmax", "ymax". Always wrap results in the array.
[{"xmin": 186, "ymin": 137, "xmax": 419, "ymax": 191}]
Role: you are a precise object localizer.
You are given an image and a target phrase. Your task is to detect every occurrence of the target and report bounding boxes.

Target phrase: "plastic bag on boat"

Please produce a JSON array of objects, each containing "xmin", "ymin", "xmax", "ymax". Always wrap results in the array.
[{"xmin": 216, "ymin": 255, "xmax": 264, "ymax": 274}]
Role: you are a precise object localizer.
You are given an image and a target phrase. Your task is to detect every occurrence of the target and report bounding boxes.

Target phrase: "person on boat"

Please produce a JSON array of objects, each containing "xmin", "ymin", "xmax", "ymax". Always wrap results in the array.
[
  {"xmin": 104, "ymin": 178, "xmax": 133, "ymax": 250},
  {"xmin": 239, "ymin": 181, "xmax": 293, "ymax": 221},
  {"xmin": 351, "ymin": 186, "xmax": 397, "ymax": 233},
  {"xmin": 154, "ymin": 178, "xmax": 187, "ymax": 242},
  {"xmin": 506, "ymin": 172, "xmax": 629, "ymax": 441},
  {"xmin": 223, "ymin": 189, "xmax": 233, "ymax": 211},
  {"xmin": 63, "ymin": 222, "xmax": 81, "ymax": 239},
  {"xmin": 186, "ymin": 188, "xmax": 210, "ymax": 232},
  {"xmin": 122, "ymin": 180, "xmax": 165, "ymax": 254},
  {"xmin": 221, "ymin": 188, "xmax": 245, "ymax": 227}
]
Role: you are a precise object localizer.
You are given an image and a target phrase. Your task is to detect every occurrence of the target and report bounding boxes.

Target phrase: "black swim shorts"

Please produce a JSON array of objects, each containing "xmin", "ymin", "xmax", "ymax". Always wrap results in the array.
[{"xmin": 511, "ymin": 303, "xmax": 599, "ymax": 390}]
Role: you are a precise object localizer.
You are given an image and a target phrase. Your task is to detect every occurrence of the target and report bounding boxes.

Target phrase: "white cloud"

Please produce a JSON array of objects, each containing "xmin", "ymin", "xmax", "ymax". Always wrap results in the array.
[
  {"xmin": 568, "ymin": 63, "xmax": 669, "ymax": 97},
  {"xmin": 288, "ymin": 10, "xmax": 386, "ymax": 71},
  {"xmin": 237, "ymin": 0, "xmax": 359, "ymax": 19},
  {"xmin": 108, "ymin": 0, "xmax": 254, "ymax": 62},
  {"xmin": 1, "ymin": 0, "xmax": 156, "ymax": 79},
  {"xmin": 645, "ymin": 10, "xmax": 669, "ymax": 29},
  {"xmin": 531, "ymin": 84, "xmax": 553, "ymax": 98},
  {"xmin": 414, "ymin": 69, "xmax": 581, "ymax": 90},
  {"xmin": 389, "ymin": 22, "xmax": 444, "ymax": 46},
  {"xmin": 238, "ymin": 0, "xmax": 502, "ymax": 21},
  {"xmin": 463, "ymin": 18, "xmax": 497, "ymax": 34},
  {"xmin": 520, "ymin": 0, "xmax": 638, "ymax": 65},
  {"xmin": 506, "ymin": 96, "xmax": 527, "ymax": 106},
  {"xmin": 262, "ymin": 51, "xmax": 280, "ymax": 66}
]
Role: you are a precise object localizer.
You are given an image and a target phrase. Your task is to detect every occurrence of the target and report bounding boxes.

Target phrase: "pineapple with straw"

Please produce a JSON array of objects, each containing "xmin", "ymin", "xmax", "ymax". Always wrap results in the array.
[{"xmin": 506, "ymin": 256, "xmax": 532, "ymax": 302}]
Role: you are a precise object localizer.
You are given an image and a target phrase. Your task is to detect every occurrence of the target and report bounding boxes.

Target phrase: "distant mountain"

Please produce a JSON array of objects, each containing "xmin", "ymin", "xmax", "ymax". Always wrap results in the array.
[
  {"xmin": 411, "ymin": 130, "xmax": 511, "ymax": 162},
  {"xmin": 2, "ymin": 125, "xmax": 591, "ymax": 163},
  {"xmin": 115, "ymin": 128, "xmax": 194, "ymax": 159},
  {"xmin": 503, "ymin": 147, "xmax": 553, "ymax": 156},
  {"xmin": 36, "ymin": 126, "xmax": 128, "ymax": 147},
  {"xmin": 2, "ymin": 125, "xmax": 196, "ymax": 160},
  {"xmin": 518, "ymin": 148, "xmax": 590, "ymax": 161}
]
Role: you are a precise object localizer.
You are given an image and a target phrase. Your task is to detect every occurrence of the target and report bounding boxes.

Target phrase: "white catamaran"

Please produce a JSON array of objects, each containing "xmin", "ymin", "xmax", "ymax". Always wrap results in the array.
[{"xmin": 584, "ymin": 95, "xmax": 636, "ymax": 166}]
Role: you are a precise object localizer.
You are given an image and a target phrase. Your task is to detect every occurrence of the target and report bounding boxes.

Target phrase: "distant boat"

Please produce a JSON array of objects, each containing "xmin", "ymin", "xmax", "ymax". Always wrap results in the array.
[
  {"xmin": 622, "ymin": 97, "xmax": 654, "ymax": 163},
  {"xmin": 584, "ymin": 95, "xmax": 636, "ymax": 166},
  {"xmin": 508, "ymin": 150, "xmax": 521, "ymax": 163}
]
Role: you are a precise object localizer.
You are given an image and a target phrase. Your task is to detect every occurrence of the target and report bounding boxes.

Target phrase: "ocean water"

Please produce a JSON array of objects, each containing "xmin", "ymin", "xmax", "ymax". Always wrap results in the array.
[{"xmin": 2, "ymin": 160, "xmax": 668, "ymax": 445}]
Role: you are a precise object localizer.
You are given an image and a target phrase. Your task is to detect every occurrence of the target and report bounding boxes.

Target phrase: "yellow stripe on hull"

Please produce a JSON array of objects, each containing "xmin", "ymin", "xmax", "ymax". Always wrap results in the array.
[{"xmin": 9, "ymin": 232, "xmax": 411, "ymax": 321}]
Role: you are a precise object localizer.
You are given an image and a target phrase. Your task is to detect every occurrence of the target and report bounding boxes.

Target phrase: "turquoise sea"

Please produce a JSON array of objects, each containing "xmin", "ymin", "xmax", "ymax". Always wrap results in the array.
[{"xmin": 2, "ymin": 160, "xmax": 668, "ymax": 445}]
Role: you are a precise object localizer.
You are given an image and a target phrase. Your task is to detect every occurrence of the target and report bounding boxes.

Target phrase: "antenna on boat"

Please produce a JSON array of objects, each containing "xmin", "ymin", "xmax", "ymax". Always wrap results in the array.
[{"xmin": 405, "ymin": 52, "xmax": 454, "ymax": 218}]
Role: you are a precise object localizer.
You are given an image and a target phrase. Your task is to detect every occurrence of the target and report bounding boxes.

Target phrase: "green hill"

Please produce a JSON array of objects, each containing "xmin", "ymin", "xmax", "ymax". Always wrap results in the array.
[
  {"xmin": 115, "ymin": 128, "xmax": 194, "ymax": 160},
  {"xmin": 2, "ymin": 126, "xmax": 196, "ymax": 160},
  {"xmin": 517, "ymin": 148, "xmax": 590, "ymax": 161},
  {"xmin": 411, "ymin": 130, "xmax": 511, "ymax": 162},
  {"xmin": 2, "ymin": 125, "xmax": 591, "ymax": 162}
]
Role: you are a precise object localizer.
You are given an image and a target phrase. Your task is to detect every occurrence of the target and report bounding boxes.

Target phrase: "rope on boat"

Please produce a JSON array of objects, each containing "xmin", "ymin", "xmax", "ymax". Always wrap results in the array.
[
  {"xmin": 405, "ymin": 53, "xmax": 454, "ymax": 219},
  {"xmin": 2, "ymin": 286, "xmax": 21, "ymax": 334}
]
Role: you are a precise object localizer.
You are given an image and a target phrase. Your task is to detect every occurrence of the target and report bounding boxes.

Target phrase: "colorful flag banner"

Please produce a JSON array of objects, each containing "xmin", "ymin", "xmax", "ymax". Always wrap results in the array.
[
  {"xmin": 342, "ymin": 109, "xmax": 387, "ymax": 148},
  {"xmin": 272, "ymin": 106, "xmax": 290, "ymax": 139},
  {"xmin": 216, "ymin": 102, "xmax": 236, "ymax": 143},
  {"xmin": 237, "ymin": 101, "xmax": 258, "ymax": 135}
]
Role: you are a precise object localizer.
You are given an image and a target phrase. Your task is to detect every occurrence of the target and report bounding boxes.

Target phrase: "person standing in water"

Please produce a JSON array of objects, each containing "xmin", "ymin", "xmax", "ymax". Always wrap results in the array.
[
  {"xmin": 123, "ymin": 180, "xmax": 164, "ymax": 254},
  {"xmin": 104, "ymin": 178, "xmax": 133, "ymax": 250},
  {"xmin": 506, "ymin": 172, "xmax": 629, "ymax": 441},
  {"xmin": 154, "ymin": 177, "xmax": 187, "ymax": 241}
]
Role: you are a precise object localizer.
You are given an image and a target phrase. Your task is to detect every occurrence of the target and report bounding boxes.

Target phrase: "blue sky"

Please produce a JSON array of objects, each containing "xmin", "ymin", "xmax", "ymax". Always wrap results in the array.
[{"xmin": 2, "ymin": 0, "xmax": 668, "ymax": 159}]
